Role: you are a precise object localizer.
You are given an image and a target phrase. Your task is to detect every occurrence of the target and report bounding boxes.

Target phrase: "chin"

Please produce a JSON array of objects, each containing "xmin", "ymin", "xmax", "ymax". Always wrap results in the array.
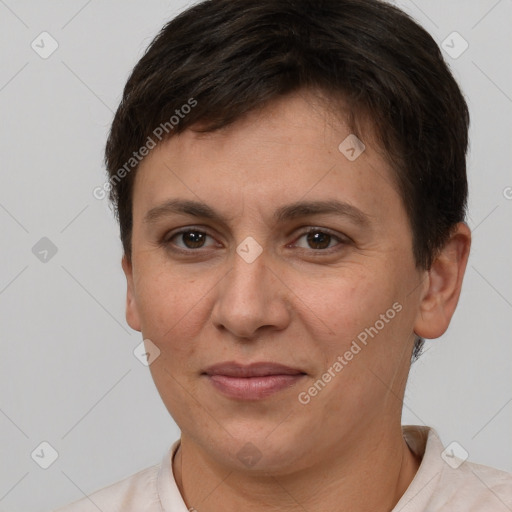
[{"xmin": 196, "ymin": 422, "xmax": 317, "ymax": 475}]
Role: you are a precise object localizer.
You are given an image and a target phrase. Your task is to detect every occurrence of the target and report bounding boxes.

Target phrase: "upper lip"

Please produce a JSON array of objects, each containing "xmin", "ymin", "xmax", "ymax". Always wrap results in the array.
[{"xmin": 203, "ymin": 362, "xmax": 305, "ymax": 378}]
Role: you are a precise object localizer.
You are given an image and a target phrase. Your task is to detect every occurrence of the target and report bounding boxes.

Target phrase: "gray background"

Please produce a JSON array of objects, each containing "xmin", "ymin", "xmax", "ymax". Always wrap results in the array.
[{"xmin": 0, "ymin": 1, "xmax": 511, "ymax": 511}]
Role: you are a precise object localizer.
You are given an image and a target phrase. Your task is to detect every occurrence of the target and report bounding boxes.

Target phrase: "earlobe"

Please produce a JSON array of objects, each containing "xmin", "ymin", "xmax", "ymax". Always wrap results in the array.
[
  {"xmin": 121, "ymin": 255, "xmax": 142, "ymax": 332},
  {"xmin": 414, "ymin": 222, "xmax": 471, "ymax": 339}
]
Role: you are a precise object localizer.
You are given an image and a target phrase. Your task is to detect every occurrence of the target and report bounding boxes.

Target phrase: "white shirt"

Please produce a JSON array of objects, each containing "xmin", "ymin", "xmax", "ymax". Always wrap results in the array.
[{"xmin": 54, "ymin": 425, "xmax": 512, "ymax": 511}]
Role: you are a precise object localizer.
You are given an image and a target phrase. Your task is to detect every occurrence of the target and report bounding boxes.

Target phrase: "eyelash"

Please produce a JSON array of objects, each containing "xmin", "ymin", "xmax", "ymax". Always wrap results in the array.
[{"xmin": 162, "ymin": 226, "xmax": 350, "ymax": 254}]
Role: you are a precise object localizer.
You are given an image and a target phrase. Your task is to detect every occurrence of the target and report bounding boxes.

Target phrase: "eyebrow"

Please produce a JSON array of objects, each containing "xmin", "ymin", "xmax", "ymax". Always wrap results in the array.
[{"xmin": 143, "ymin": 198, "xmax": 371, "ymax": 227}]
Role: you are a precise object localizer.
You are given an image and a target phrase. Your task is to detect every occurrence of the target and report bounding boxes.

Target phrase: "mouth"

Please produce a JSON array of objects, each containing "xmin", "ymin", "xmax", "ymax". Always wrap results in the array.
[{"xmin": 202, "ymin": 361, "xmax": 307, "ymax": 400}]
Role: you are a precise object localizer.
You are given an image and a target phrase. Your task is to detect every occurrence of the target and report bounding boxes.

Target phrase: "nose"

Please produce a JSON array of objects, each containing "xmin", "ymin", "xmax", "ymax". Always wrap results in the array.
[{"xmin": 210, "ymin": 246, "xmax": 291, "ymax": 340}]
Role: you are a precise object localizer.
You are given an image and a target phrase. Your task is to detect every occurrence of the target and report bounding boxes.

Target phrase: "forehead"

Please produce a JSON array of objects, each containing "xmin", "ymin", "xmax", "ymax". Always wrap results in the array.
[{"xmin": 133, "ymin": 91, "xmax": 403, "ymax": 228}]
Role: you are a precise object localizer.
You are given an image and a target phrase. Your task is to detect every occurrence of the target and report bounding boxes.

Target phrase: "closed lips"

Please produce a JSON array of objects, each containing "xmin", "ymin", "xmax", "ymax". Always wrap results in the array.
[{"xmin": 203, "ymin": 362, "xmax": 306, "ymax": 378}]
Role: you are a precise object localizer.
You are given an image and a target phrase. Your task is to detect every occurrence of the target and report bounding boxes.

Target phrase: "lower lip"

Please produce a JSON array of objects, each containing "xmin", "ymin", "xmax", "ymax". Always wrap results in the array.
[{"xmin": 206, "ymin": 374, "xmax": 305, "ymax": 400}]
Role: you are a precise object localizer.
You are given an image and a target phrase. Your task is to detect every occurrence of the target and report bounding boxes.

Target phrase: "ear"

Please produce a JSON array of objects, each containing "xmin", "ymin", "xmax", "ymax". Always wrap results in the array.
[
  {"xmin": 121, "ymin": 255, "xmax": 142, "ymax": 332},
  {"xmin": 414, "ymin": 222, "xmax": 471, "ymax": 339}
]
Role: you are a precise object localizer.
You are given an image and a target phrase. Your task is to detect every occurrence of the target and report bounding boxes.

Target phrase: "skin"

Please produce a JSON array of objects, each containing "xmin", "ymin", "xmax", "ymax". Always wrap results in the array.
[{"xmin": 122, "ymin": 89, "xmax": 471, "ymax": 512}]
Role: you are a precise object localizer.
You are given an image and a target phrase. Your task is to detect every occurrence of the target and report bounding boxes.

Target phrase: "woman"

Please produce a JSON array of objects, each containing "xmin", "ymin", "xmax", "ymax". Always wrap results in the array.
[{"xmin": 56, "ymin": 0, "xmax": 512, "ymax": 510}]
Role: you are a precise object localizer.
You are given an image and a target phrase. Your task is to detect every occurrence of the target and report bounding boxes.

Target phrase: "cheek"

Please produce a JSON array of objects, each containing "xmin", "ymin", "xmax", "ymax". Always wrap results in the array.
[
  {"xmin": 292, "ymin": 265, "xmax": 412, "ymax": 383},
  {"xmin": 294, "ymin": 268, "xmax": 394, "ymax": 341},
  {"xmin": 136, "ymin": 268, "xmax": 208, "ymax": 411},
  {"xmin": 133, "ymin": 263, "xmax": 212, "ymax": 356}
]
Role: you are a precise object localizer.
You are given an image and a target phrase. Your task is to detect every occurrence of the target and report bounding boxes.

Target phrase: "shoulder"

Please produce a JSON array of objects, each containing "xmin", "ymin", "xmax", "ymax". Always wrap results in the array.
[
  {"xmin": 400, "ymin": 425, "xmax": 512, "ymax": 511},
  {"xmin": 52, "ymin": 462, "xmax": 161, "ymax": 512},
  {"xmin": 432, "ymin": 458, "xmax": 512, "ymax": 511}
]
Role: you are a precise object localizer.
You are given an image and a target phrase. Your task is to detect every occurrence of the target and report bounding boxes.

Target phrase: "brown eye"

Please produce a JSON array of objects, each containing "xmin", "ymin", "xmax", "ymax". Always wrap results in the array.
[
  {"xmin": 181, "ymin": 231, "xmax": 206, "ymax": 248},
  {"xmin": 167, "ymin": 230, "xmax": 215, "ymax": 250},
  {"xmin": 306, "ymin": 231, "xmax": 332, "ymax": 250},
  {"xmin": 294, "ymin": 229, "xmax": 342, "ymax": 251}
]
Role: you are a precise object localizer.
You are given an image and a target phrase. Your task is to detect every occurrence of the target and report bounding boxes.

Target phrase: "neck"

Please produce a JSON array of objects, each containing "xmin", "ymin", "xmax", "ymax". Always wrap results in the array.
[{"xmin": 173, "ymin": 424, "xmax": 421, "ymax": 512}]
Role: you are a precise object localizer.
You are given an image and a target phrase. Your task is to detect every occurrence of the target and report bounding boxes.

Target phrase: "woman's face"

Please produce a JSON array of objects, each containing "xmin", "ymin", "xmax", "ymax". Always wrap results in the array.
[{"xmin": 123, "ymin": 91, "xmax": 427, "ymax": 473}]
